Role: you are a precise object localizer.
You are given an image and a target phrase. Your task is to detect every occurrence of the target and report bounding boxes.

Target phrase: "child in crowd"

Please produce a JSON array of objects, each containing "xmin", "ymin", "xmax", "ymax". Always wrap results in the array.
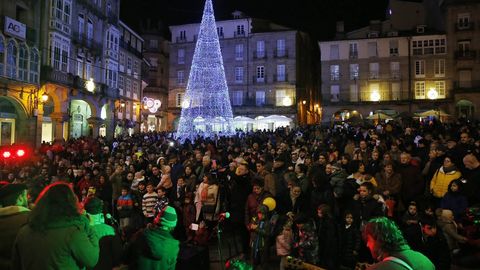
[
  {"xmin": 339, "ymin": 212, "xmax": 360, "ymax": 270},
  {"xmin": 116, "ymin": 186, "xmax": 135, "ymax": 230},
  {"xmin": 276, "ymin": 219, "xmax": 293, "ymax": 270},
  {"xmin": 156, "ymin": 186, "xmax": 169, "ymax": 211},
  {"xmin": 141, "ymin": 182, "xmax": 158, "ymax": 224},
  {"xmin": 440, "ymin": 179, "xmax": 468, "ymax": 221}
]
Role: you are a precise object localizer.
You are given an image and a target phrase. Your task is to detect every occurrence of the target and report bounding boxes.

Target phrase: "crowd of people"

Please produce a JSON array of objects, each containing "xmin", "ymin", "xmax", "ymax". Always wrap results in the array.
[{"xmin": 0, "ymin": 118, "xmax": 480, "ymax": 270}]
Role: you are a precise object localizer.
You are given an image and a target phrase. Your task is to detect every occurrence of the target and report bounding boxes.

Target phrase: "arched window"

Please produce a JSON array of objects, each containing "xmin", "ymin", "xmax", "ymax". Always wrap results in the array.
[
  {"xmin": 18, "ymin": 44, "xmax": 29, "ymax": 81},
  {"xmin": 29, "ymin": 49, "xmax": 39, "ymax": 83},
  {"xmin": 6, "ymin": 40, "xmax": 17, "ymax": 79},
  {"xmin": 0, "ymin": 35, "xmax": 4, "ymax": 76}
]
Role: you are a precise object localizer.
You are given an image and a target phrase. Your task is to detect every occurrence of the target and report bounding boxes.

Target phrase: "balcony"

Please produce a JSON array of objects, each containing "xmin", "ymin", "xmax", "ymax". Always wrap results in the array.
[
  {"xmin": 119, "ymin": 40, "xmax": 142, "ymax": 58},
  {"xmin": 72, "ymin": 31, "xmax": 103, "ymax": 56},
  {"xmin": 453, "ymin": 80, "xmax": 480, "ymax": 92},
  {"xmin": 455, "ymin": 22, "xmax": 474, "ymax": 31},
  {"xmin": 253, "ymin": 50, "xmax": 267, "ymax": 60},
  {"xmin": 323, "ymin": 89, "xmax": 451, "ymax": 105},
  {"xmin": 273, "ymin": 73, "xmax": 288, "ymax": 83},
  {"xmin": 368, "ymin": 72, "xmax": 380, "ymax": 80},
  {"xmin": 252, "ymin": 76, "xmax": 266, "ymax": 84},
  {"xmin": 349, "ymin": 52, "xmax": 358, "ymax": 59},
  {"xmin": 176, "ymin": 36, "xmax": 187, "ymax": 43},
  {"xmin": 455, "ymin": 50, "xmax": 477, "ymax": 60},
  {"xmin": 274, "ymin": 49, "xmax": 289, "ymax": 58},
  {"xmin": 234, "ymin": 31, "xmax": 246, "ymax": 38},
  {"xmin": 40, "ymin": 65, "xmax": 74, "ymax": 86}
]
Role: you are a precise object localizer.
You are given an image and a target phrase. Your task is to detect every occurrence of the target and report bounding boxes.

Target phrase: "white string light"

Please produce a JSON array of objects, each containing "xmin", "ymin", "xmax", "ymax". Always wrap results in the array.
[{"xmin": 175, "ymin": 0, "xmax": 234, "ymax": 141}]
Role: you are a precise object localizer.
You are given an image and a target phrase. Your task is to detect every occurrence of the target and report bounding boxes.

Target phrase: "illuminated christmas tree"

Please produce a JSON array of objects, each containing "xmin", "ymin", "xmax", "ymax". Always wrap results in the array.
[{"xmin": 175, "ymin": 0, "xmax": 234, "ymax": 141}]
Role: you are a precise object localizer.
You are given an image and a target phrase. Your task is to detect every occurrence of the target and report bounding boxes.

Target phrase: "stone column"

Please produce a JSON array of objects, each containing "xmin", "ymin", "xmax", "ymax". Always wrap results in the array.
[{"xmin": 50, "ymin": 112, "xmax": 69, "ymax": 141}]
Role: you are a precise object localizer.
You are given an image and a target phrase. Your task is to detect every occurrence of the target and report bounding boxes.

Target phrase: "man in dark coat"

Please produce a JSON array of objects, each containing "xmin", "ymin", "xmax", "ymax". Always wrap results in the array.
[
  {"xmin": 398, "ymin": 152, "xmax": 424, "ymax": 206},
  {"xmin": 0, "ymin": 183, "xmax": 30, "ymax": 270},
  {"xmin": 463, "ymin": 153, "xmax": 480, "ymax": 205}
]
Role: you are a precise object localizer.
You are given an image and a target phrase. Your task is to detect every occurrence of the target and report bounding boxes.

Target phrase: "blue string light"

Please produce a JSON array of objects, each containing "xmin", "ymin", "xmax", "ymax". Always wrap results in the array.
[{"xmin": 175, "ymin": 0, "xmax": 235, "ymax": 141}]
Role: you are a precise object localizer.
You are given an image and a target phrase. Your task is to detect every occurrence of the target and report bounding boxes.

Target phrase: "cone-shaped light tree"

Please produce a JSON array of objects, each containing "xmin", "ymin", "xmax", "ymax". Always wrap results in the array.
[{"xmin": 175, "ymin": 0, "xmax": 235, "ymax": 141}]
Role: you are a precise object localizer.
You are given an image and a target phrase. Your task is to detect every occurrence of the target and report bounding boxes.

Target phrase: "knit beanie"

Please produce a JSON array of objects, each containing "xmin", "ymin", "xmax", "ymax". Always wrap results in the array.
[{"xmin": 160, "ymin": 206, "xmax": 177, "ymax": 228}]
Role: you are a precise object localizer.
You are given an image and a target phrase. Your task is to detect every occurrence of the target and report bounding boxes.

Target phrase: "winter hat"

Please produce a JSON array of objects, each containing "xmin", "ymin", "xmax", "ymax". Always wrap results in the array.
[
  {"xmin": 159, "ymin": 206, "xmax": 177, "ymax": 228},
  {"xmin": 84, "ymin": 197, "xmax": 104, "ymax": 215},
  {"xmin": 0, "ymin": 183, "xmax": 27, "ymax": 206}
]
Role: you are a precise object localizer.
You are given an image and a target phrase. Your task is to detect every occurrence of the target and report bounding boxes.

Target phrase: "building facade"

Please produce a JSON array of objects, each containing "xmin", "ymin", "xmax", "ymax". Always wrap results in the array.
[
  {"xmin": 444, "ymin": 0, "xmax": 480, "ymax": 119},
  {"xmin": 168, "ymin": 12, "xmax": 320, "ymax": 131},
  {"xmin": 140, "ymin": 22, "xmax": 169, "ymax": 132},
  {"xmin": 0, "ymin": 0, "xmax": 41, "ymax": 146},
  {"xmin": 117, "ymin": 21, "xmax": 143, "ymax": 136},
  {"xmin": 319, "ymin": 21, "xmax": 451, "ymax": 123}
]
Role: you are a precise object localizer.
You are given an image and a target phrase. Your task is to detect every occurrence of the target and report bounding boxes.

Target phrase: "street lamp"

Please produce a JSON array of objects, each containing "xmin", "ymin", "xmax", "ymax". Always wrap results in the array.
[
  {"xmin": 85, "ymin": 78, "xmax": 95, "ymax": 92},
  {"xmin": 370, "ymin": 91, "xmax": 381, "ymax": 102},
  {"xmin": 427, "ymin": 88, "xmax": 440, "ymax": 121},
  {"xmin": 41, "ymin": 92, "xmax": 49, "ymax": 103},
  {"xmin": 283, "ymin": 96, "xmax": 292, "ymax": 106}
]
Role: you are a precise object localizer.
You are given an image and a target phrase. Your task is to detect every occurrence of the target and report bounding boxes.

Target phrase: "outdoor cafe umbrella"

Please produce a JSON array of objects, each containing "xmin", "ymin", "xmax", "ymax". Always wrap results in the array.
[
  {"xmin": 367, "ymin": 112, "xmax": 393, "ymax": 120},
  {"xmin": 415, "ymin": 109, "xmax": 451, "ymax": 118}
]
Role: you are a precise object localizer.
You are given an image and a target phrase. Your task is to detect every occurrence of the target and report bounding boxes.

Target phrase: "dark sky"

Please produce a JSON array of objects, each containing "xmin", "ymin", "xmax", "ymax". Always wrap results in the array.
[{"xmin": 120, "ymin": 0, "xmax": 389, "ymax": 40}]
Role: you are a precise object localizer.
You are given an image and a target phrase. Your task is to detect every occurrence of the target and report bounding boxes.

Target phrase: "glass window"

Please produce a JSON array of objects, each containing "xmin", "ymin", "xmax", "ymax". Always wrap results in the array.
[
  {"xmin": 0, "ymin": 36, "xmax": 4, "ymax": 76},
  {"xmin": 235, "ymin": 44, "xmax": 243, "ymax": 60},
  {"xmin": 18, "ymin": 44, "xmax": 28, "ymax": 81},
  {"xmin": 6, "ymin": 40, "xmax": 17, "ymax": 79},
  {"xmin": 390, "ymin": 62, "xmax": 400, "ymax": 79},
  {"xmin": 349, "ymin": 64, "xmax": 359, "ymax": 80},
  {"xmin": 178, "ymin": 49, "xmax": 185, "ymax": 64},
  {"xmin": 368, "ymin": 42, "xmax": 377, "ymax": 57},
  {"xmin": 389, "ymin": 40, "xmax": 399, "ymax": 55},
  {"xmin": 177, "ymin": 70, "xmax": 185, "ymax": 85},
  {"xmin": 276, "ymin": 39, "xmax": 285, "ymax": 57},
  {"xmin": 232, "ymin": 91, "xmax": 243, "ymax": 106},
  {"xmin": 275, "ymin": 89, "xmax": 287, "ymax": 106},
  {"xmin": 330, "ymin": 65, "xmax": 340, "ymax": 81},
  {"xmin": 256, "ymin": 91, "xmax": 265, "ymax": 106},
  {"xmin": 256, "ymin": 41, "xmax": 265, "ymax": 58},
  {"xmin": 29, "ymin": 49, "xmax": 39, "ymax": 83},
  {"xmin": 277, "ymin": 64, "xmax": 285, "ymax": 81},
  {"xmin": 435, "ymin": 81, "xmax": 446, "ymax": 98},
  {"xmin": 369, "ymin": 62, "xmax": 379, "ymax": 79},
  {"xmin": 349, "ymin": 43, "xmax": 358, "ymax": 59},
  {"xmin": 256, "ymin": 66, "xmax": 265, "ymax": 82},
  {"xmin": 434, "ymin": 59, "xmax": 445, "ymax": 77},
  {"xmin": 415, "ymin": 81, "xmax": 425, "ymax": 99},
  {"xmin": 330, "ymin": 85, "xmax": 340, "ymax": 102},
  {"xmin": 176, "ymin": 93, "xmax": 184, "ymax": 107},
  {"xmin": 235, "ymin": 67, "xmax": 243, "ymax": 83},
  {"xmin": 330, "ymin": 44, "xmax": 339, "ymax": 60},
  {"xmin": 415, "ymin": 60, "xmax": 425, "ymax": 78}
]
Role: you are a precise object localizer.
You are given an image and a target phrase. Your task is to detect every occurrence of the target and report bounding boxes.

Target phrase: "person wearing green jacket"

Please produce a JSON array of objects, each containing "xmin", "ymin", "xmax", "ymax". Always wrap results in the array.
[
  {"xmin": 129, "ymin": 205, "xmax": 180, "ymax": 270},
  {"xmin": 12, "ymin": 182, "xmax": 99, "ymax": 270}
]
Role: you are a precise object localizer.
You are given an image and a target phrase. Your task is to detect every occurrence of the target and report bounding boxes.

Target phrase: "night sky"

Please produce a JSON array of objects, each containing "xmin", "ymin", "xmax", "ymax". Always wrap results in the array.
[{"xmin": 120, "ymin": 0, "xmax": 389, "ymax": 40}]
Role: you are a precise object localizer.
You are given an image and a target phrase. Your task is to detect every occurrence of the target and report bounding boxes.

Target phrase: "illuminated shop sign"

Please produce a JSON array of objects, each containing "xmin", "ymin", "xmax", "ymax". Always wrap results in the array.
[{"xmin": 143, "ymin": 97, "xmax": 161, "ymax": 113}]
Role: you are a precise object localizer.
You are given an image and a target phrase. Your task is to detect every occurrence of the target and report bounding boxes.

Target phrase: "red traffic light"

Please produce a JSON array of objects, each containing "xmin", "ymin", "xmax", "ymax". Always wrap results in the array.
[
  {"xmin": 16, "ymin": 149, "xmax": 25, "ymax": 157},
  {"xmin": 2, "ymin": 151, "xmax": 11, "ymax": 158}
]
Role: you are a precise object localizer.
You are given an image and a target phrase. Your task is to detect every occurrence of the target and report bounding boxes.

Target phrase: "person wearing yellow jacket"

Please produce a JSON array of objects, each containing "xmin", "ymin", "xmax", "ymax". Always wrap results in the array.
[{"xmin": 430, "ymin": 157, "xmax": 461, "ymax": 198}]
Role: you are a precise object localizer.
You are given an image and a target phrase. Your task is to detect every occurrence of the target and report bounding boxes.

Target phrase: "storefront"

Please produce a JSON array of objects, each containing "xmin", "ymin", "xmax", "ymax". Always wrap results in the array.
[{"xmin": 69, "ymin": 99, "xmax": 92, "ymax": 138}]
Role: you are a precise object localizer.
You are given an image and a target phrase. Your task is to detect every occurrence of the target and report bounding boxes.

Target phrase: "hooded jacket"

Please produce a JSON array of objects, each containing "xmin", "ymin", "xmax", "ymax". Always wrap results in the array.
[
  {"xmin": 0, "ymin": 206, "xmax": 30, "ymax": 270},
  {"xmin": 13, "ymin": 215, "xmax": 99, "ymax": 270}
]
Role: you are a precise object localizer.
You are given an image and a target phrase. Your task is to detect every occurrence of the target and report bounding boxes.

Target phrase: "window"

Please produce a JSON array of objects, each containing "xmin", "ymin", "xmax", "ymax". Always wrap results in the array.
[
  {"xmin": 106, "ymin": 60, "xmax": 118, "ymax": 88},
  {"xmin": 149, "ymin": 57, "xmax": 157, "ymax": 68},
  {"xmin": 232, "ymin": 91, "xmax": 243, "ymax": 106},
  {"xmin": 179, "ymin": 30, "xmax": 186, "ymax": 41},
  {"xmin": 235, "ymin": 44, "xmax": 244, "ymax": 60},
  {"xmin": 256, "ymin": 91, "xmax": 265, "ymax": 106},
  {"xmin": 457, "ymin": 13, "xmax": 470, "ymax": 29},
  {"xmin": 415, "ymin": 60, "xmax": 425, "ymax": 78},
  {"xmin": 330, "ymin": 85, "xmax": 340, "ymax": 102},
  {"xmin": 176, "ymin": 93, "xmax": 184, "ymax": 107},
  {"xmin": 330, "ymin": 44, "xmax": 339, "ymax": 60},
  {"xmin": 77, "ymin": 56, "xmax": 83, "ymax": 77},
  {"xmin": 458, "ymin": 41, "xmax": 470, "ymax": 57},
  {"xmin": 85, "ymin": 59, "xmax": 92, "ymax": 79},
  {"xmin": 217, "ymin": 27, "xmax": 223, "ymax": 37},
  {"xmin": 391, "ymin": 83, "xmax": 400, "ymax": 100},
  {"xmin": 52, "ymin": 0, "xmax": 71, "ymax": 24},
  {"xmin": 118, "ymin": 75, "xmax": 124, "ymax": 95},
  {"xmin": 415, "ymin": 81, "xmax": 425, "ymax": 99},
  {"xmin": 236, "ymin": 25, "xmax": 245, "ymax": 35},
  {"xmin": 0, "ymin": 36, "xmax": 4, "ymax": 76},
  {"xmin": 349, "ymin": 43, "xmax": 358, "ymax": 59},
  {"xmin": 412, "ymin": 38, "xmax": 446, "ymax": 55},
  {"xmin": 127, "ymin": 57, "xmax": 132, "ymax": 73},
  {"xmin": 276, "ymin": 39, "xmax": 286, "ymax": 57},
  {"xmin": 18, "ymin": 44, "xmax": 28, "ymax": 81},
  {"xmin": 350, "ymin": 84, "xmax": 358, "ymax": 102},
  {"xmin": 435, "ymin": 81, "xmax": 446, "ymax": 98},
  {"xmin": 368, "ymin": 42, "xmax": 377, "ymax": 57},
  {"xmin": 390, "ymin": 62, "xmax": 400, "ymax": 79},
  {"xmin": 459, "ymin": 70, "xmax": 471, "ymax": 88},
  {"xmin": 6, "ymin": 40, "xmax": 17, "ymax": 79},
  {"xmin": 125, "ymin": 78, "xmax": 131, "ymax": 97},
  {"xmin": 369, "ymin": 62, "xmax": 379, "ymax": 79},
  {"xmin": 275, "ymin": 89, "xmax": 288, "ymax": 106},
  {"xmin": 177, "ymin": 70, "xmax": 185, "ymax": 85},
  {"xmin": 86, "ymin": 19, "xmax": 93, "ymax": 46},
  {"xmin": 149, "ymin": 39, "xmax": 158, "ymax": 49},
  {"xmin": 49, "ymin": 33, "xmax": 69, "ymax": 72},
  {"xmin": 256, "ymin": 66, "xmax": 265, "ymax": 82},
  {"xmin": 132, "ymin": 81, "xmax": 139, "ymax": 99},
  {"xmin": 277, "ymin": 64, "xmax": 285, "ymax": 81},
  {"xmin": 29, "ymin": 49, "xmax": 39, "ymax": 83},
  {"xmin": 119, "ymin": 52, "xmax": 125, "ymax": 71},
  {"xmin": 78, "ymin": 14, "xmax": 84, "ymax": 38},
  {"xmin": 349, "ymin": 64, "xmax": 359, "ymax": 80},
  {"xmin": 389, "ymin": 40, "xmax": 399, "ymax": 55},
  {"xmin": 434, "ymin": 59, "xmax": 445, "ymax": 77},
  {"xmin": 256, "ymin": 41, "xmax": 265, "ymax": 58},
  {"xmin": 133, "ymin": 60, "xmax": 139, "ymax": 78},
  {"xmin": 178, "ymin": 49, "xmax": 185, "ymax": 64},
  {"xmin": 235, "ymin": 67, "xmax": 244, "ymax": 83},
  {"xmin": 330, "ymin": 65, "xmax": 340, "ymax": 81}
]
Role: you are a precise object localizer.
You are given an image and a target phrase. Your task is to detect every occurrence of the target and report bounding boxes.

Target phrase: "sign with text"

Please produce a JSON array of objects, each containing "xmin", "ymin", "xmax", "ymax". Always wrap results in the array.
[{"xmin": 4, "ymin": 16, "xmax": 26, "ymax": 40}]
